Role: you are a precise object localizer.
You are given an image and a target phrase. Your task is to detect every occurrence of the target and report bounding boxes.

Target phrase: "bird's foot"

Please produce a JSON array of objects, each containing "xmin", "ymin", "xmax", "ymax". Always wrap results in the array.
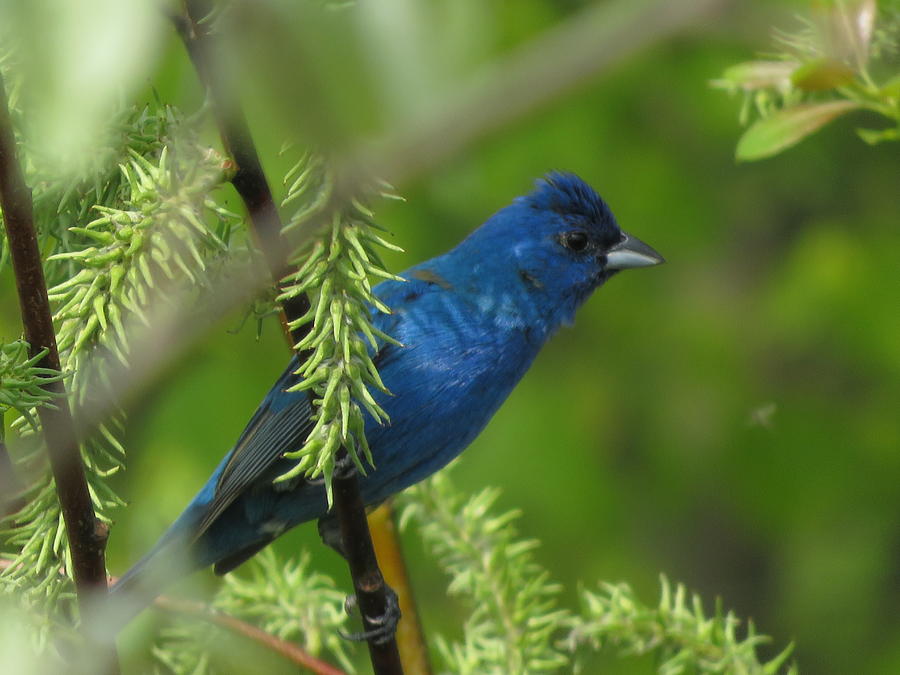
[
  {"xmin": 340, "ymin": 587, "xmax": 401, "ymax": 645},
  {"xmin": 332, "ymin": 450, "xmax": 357, "ymax": 480}
]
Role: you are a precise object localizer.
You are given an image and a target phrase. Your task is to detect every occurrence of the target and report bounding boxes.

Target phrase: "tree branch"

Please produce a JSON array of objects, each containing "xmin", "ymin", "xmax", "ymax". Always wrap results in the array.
[
  {"xmin": 0, "ymin": 558, "xmax": 344, "ymax": 675},
  {"xmin": 154, "ymin": 596, "xmax": 349, "ymax": 675},
  {"xmin": 0, "ymin": 73, "xmax": 110, "ymax": 597},
  {"xmin": 0, "ymin": 69, "xmax": 118, "ymax": 674},
  {"xmin": 172, "ymin": 4, "xmax": 403, "ymax": 672},
  {"xmin": 354, "ymin": 0, "xmax": 731, "ymax": 186},
  {"xmin": 369, "ymin": 504, "xmax": 432, "ymax": 674}
]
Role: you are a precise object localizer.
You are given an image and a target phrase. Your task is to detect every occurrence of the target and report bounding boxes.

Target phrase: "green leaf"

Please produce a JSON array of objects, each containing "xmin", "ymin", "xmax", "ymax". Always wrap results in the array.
[
  {"xmin": 736, "ymin": 101, "xmax": 862, "ymax": 161},
  {"xmin": 856, "ymin": 127, "xmax": 900, "ymax": 145},
  {"xmin": 712, "ymin": 60, "xmax": 797, "ymax": 92},
  {"xmin": 791, "ymin": 58, "xmax": 855, "ymax": 91}
]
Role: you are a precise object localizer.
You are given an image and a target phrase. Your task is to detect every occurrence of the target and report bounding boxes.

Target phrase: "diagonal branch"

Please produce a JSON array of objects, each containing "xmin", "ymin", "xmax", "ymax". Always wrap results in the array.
[
  {"xmin": 0, "ymin": 74, "xmax": 109, "ymax": 597},
  {"xmin": 0, "ymin": 558, "xmax": 345, "ymax": 675},
  {"xmin": 172, "ymin": 4, "xmax": 403, "ymax": 672},
  {"xmin": 355, "ymin": 0, "xmax": 730, "ymax": 186},
  {"xmin": 168, "ymin": 4, "xmax": 308, "ymax": 336},
  {"xmin": 154, "ymin": 596, "xmax": 349, "ymax": 675}
]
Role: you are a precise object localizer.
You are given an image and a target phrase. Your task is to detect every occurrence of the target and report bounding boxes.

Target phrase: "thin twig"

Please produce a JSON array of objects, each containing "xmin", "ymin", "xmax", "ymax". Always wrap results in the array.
[
  {"xmin": 168, "ymin": 4, "xmax": 308, "ymax": 333},
  {"xmin": 172, "ymin": 4, "xmax": 403, "ymax": 672},
  {"xmin": 0, "ymin": 71, "xmax": 118, "ymax": 672},
  {"xmin": 154, "ymin": 596, "xmax": 349, "ymax": 675},
  {"xmin": 0, "ymin": 559, "xmax": 344, "ymax": 675}
]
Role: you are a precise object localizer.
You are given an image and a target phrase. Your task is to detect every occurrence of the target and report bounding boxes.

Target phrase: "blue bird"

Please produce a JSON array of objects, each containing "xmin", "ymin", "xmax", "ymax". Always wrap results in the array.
[{"xmin": 114, "ymin": 172, "xmax": 663, "ymax": 600}]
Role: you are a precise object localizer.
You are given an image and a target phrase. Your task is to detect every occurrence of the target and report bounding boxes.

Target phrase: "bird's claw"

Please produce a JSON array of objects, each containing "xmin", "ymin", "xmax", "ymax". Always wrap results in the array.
[
  {"xmin": 339, "ymin": 588, "xmax": 401, "ymax": 645},
  {"xmin": 332, "ymin": 451, "xmax": 357, "ymax": 480}
]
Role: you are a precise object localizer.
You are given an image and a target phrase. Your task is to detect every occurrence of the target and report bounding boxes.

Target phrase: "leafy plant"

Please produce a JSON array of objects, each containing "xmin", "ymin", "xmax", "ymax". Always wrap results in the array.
[
  {"xmin": 713, "ymin": 0, "xmax": 900, "ymax": 160},
  {"xmin": 400, "ymin": 472, "xmax": 796, "ymax": 675},
  {"xmin": 153, "ymin": 549, "xmax": 353, "ymax": 674},
  {"xmin": 0, "ymin": 102, "xmax": 241, "ymax": 643},
  {"xmin": 0, "ymin": 342, "xmax": 63, "ymax": 430},
  {"xmin": 275, "ymin": 153, "xmax": 404, "ymax": 499}
]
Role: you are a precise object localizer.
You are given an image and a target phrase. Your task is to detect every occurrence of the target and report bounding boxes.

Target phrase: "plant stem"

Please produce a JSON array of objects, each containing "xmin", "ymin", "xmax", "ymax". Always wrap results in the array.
[
  {"xmin": 169, "ymin": 4, "xmax": 308, "ymax": 331},
  {"xmin": 0, "ymin": 72, "xmax": 109, "ymax": 599},
  {"xmin": 173, "ymin": 5, "xmax": 404, "ymax": 672},
  {"xmin": 154, "ymin": 596, "xmax": 349, "ymax": 675},
  {"xmin": 332, "ymin": 469, "xmax": 404, "ymax": 673},
  {"xmin": 0, "ymin": 558, "xmax": 343, "ymax": 675},
  {"xmin": 354, "ymin": 0, "xmax": 730, "ymax": 185},
  {"xmin": 0, "ymin": 71, "xmax": 118, "ymax": 672}
]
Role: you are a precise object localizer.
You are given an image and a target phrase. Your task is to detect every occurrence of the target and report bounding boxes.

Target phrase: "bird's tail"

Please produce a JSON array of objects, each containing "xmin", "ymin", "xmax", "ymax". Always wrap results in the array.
[
  {"xmin": 107, "ymin": 510, "xmax": 206, "ymax": 628},
  {"xmin": 110, "ymin": 542, "xmax": 173, "ymax": 598},
  {"xmin": 106, "ymin": 550, "xmax": 175, "ymax": 627}
]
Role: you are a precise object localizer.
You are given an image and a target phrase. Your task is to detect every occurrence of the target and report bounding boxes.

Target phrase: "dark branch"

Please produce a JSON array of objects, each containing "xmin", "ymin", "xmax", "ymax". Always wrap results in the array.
[
  {"xmin": 0, "ymin": 70, "xmax": 117, "ymax": 673},
  {"xmin": 169, "ymin": 6, "xmax": 308, "ymax": 337},
  {"xmin": 332, "ymin": 475, "xmax": 404, "ymax": 671},
  {"xmin": 368, "ymin": 504, "xmax": 433, "ymax": 674},
  {"xmin": 173, "ymin": 5, "xmax": 403, "ymax": 672},
  {"xmin": 0, "ymin": 74, "xmax": 110, "ymax": 596}
]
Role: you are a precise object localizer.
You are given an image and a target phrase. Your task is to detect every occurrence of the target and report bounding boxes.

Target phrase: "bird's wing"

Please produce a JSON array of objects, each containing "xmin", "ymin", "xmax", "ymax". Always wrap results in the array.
[
  {"xmin": 189, "ymin": 279, "xmax": 418, "ymax": 542},
  {"xmin": 191, "ymin": 358, "xmax": 313, "ymax": 539}
]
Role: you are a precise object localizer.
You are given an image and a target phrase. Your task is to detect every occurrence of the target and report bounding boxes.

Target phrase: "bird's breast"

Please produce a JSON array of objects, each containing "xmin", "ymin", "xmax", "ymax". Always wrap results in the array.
[{"xmin": 358, "ymin": 296, "xmax": 541, "ymax": 502}]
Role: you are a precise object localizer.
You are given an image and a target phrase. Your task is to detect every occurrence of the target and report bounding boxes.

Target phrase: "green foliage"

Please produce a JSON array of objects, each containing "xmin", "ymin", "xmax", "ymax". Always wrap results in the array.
[
  {"xmin": 565, "ymin": 579, "xmax": 796, "ymax": 674},
  {"xmin": 733, "ymin": 100, "xmax": 863, "ymax": 161},
  {"xmin": 152, "ymin": 621, "xmax": 218, "ymax": 675},
  {"xmin": 0, "ymin": 598, "xmax": 80, "ymax": 673},
  {"xmin": 0, "ymin": 103, "xmax": 241, "ymax": 626},
  {"xmin": 275, "ymin": 153, "xmax": 403, "ymax": 500},
  {"xmin": 0, "ymin": 342, "xmax": 63, "ymax": 430},
  {"xmin": 400, "ymin": 472, "xmax": 572, "ymax": 674},
  {"xmin": 216, "ymin": 548, "xmax": 353, "ymax": 669},
  {"xmin": 152, "ymin": 549, "xmax": 352, "ymax": 674},
  {"xmin": 400, "ymin": 471, "xmax": 797, "ymax": 675},
  {"xmin": 46, "ymin": 136, "xmax": 237, "ymax": 370},
  {"xmin": 713, "ymin": 0, "xmax": 900, "ymax": 159}
]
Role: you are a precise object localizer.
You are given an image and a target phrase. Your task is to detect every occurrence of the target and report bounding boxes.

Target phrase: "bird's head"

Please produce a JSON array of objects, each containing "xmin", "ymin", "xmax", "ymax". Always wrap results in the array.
[
  {"xmin": 461, "ymin": 173, "xmax": 663, "ymax": 319},
  {"xmin": 425, "ymin": 173, "xmax": 663, "ymax": 332},
  {"xmin": 516, "ymin": 171, "xmax": 663, "ymax": 287}
]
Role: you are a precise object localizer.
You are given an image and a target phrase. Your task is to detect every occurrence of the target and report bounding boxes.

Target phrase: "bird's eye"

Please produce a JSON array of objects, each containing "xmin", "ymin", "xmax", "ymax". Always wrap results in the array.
[{"xmin": 561, "ymin": 231, "xmax": 589, "ymax": 252}]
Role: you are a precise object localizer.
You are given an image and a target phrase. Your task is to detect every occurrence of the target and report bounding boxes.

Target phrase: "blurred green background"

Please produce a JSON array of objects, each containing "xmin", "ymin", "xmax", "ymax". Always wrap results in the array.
[{"xmin": 3, "ymin": 0, "xmax": 899, "ymax": 672}]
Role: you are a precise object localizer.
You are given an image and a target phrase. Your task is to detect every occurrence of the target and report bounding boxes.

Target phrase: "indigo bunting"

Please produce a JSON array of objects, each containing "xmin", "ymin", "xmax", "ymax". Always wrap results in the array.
[{"xmin": 115, "ymin": 172, "xmax": 662, "ymax": 596}]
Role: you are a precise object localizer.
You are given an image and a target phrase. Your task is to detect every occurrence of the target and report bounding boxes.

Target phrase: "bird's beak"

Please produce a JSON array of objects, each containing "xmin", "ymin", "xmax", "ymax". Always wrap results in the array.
[{"xmin": 605, "ymin": 232, "xmax": 665, "ymax": 270}]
